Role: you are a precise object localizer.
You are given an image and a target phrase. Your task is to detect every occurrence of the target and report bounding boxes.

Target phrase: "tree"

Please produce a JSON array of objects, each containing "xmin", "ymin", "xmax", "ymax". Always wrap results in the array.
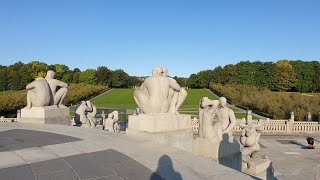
[
  {"xmin": 187, "ymin": 74, "xmax": 200, "ymax": 88},
  {"xmin": 7, "ymin": 61, "xmax": 24, "ymax": 90},
  {"xmin": 290, "ymin": 60, "xmax": 315, "ymax": 92},
  {"xmin": 254, "ymin": 62, "xmax": 276, "ymax": 89},
  {"xmin": 111, "ymin": 69, "xmax": 130, "ymax": 88},
  {"xmin": 28, "ymin": 61, "xmax": 49, "ymax": 78},
  {"xmin": 73, "ymin": 68, "xmax": 81, "ymax": 73},
  {"xmin": 272, "ymin": 60, "xmax": 297, "ymax": 91},
  {"xmin": 197, "ymin": 70, "xmax": 213, "ymax": 88},
  {"xmin": 54, "ymin": 64, "xmax": 69, "ymax": 80},
  {"xmin": 0, "ymin": 67, "xmax": 8, "ymax": 90},
  {"xmin": 235, "ymin": 61, "xmax": 257, "ymax": 85},
  {"xmin": 313, "ymin": 62, "xmax": 320, "ymax": 92},
  {"xmin": 212, "ymin": 66, "xmax": 225, "ymax": 84},
  {"xmin": 72, "ymin": 72, "xmax": 81, "ymax": 84},
  {"xmin": 61, "ymin": 70, "xmax": 74, "ymax": 83},
  {"xmin": 79, "ymin": 69, "xmax": 98, "ymax": 85},
  {"xmin": 173, "ymin": 76, "xmax": 187, "ymax": 87},
  {"xmin": 96, "ymin": 66, "xmax": 112, "ymax": 86}
]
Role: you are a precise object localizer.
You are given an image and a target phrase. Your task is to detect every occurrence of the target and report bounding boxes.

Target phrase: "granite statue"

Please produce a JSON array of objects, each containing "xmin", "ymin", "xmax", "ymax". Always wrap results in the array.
[
  {"xmin": 215, "ymin": 97, "xmax": 236, "ymax": 142},
  {"xmin": 134, "ymin": 66, "xmax": 187, "ymax": 114},
  {"xmin": 239, "ymin": 120, "xmax": 262, "ymax": 170},
  {"xmin": 198, "ymin": 97, "xmax": 222, "ymax": 142},
  {"xmin": 103, "ymin": 111, "xmax": 119, "ymax": 132},
  {"xmin": 74, "ymin": 101, "xmax": 97, "ymax": 128},
  {"xmin": 25, "ymin": 77, "xmax": 52, "ymax": 109},
  {"xmin": 45, "ymin": 70, "xmax": 68, "ymax": 108}
]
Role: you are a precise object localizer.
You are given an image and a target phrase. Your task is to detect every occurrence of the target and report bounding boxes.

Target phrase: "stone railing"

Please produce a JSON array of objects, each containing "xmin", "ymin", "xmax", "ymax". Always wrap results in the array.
[
  {"xmin": 0, "ymin": 116, "xmax": 18, "ymax": 122},
  {"xmin": 191, "ymin": 118, "xmax": 320, "ymax": 134}
]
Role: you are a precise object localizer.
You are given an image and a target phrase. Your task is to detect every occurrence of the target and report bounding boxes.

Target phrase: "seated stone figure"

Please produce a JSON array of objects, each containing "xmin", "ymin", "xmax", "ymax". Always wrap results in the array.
[
  {"xmin": 198, "ymin": 97, "xmax": 222, "ymax": 142},
  {"xmin": 239, "ymin": 121, "xmax": 263, "ymax": 170},
  {"xmin": 45, "ymin": 70, "xmax": 68, "ymax": 108},
  {"xmin": 162, "ymin": 67, "xmax": 187, "ymax": 115},
  {"xmin": 74, "ymin": 101, "xmax": 97, "ymax": 128},
  {"xmin": 103, "ymin": 111, "xmax": 119, "ymax": 132},
  {"xmin": 134, "ymin": 67, "xmax": 184, "ymax": 114},
  {"xmin": 24, "ymin": 77, "xmax": 52, "ymax": 109}
]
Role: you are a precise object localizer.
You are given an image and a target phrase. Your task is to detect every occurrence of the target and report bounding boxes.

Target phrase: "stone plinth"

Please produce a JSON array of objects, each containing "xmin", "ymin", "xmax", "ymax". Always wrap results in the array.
[
  {"xmin": 128, "ymin": 114, "xmax": 192, "ymax": 132},
  {"xmin": 242, "ymin": 158, "xmax": 273, "ymax": 180},
  {"xmin": 192, "ymin": 136, "xmax": 242, "ymax": 171},
  {"xmin": 20, "ymin": 106, "xmax": 71, "ymax": 125},
  {"xmin": 127, "ymin": 114, "xmax": 193, "ymax": 151}
]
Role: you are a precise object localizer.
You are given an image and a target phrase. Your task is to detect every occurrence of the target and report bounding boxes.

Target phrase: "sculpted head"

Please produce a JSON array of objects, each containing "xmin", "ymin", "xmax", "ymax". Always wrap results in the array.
[
  {"xmin": 46, "ymin": 70, "xmax": 55, "ymax": 79},
  {"xmin": 162, "ymin": 67, "xmax": 168, "ymax": 77},
  {"xmin": 152, "ymin": 66, "xmax": 163, "ymax": 76},
  {"xmin": 200, "ymin": 97, "xmax": 219, "ymax": 109},
  {"xmin": 219, "ymin": 97, "xmax": 227, "ymax": 108}
]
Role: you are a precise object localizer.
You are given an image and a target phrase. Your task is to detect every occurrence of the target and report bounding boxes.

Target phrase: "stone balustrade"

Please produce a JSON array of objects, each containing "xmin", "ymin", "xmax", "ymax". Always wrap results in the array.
[{"xmin": 191, "ymin": 118, "xmax": 320, "ymax": 134}]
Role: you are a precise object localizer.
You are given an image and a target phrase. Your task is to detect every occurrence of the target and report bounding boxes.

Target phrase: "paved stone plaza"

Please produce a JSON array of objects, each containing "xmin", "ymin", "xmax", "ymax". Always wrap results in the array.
[
  {"xmin": 1, "ymin": 122, "xmax": 319, "ymax": 180},
  {"xmin": 0, "ymin": 123, "xmax": 251, "ymax": 180}
]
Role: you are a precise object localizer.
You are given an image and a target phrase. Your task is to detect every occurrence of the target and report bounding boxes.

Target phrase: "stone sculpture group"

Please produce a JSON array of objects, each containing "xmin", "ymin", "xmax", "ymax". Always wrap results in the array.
[
  {"xmin": 74, "ymin": 101, "xmax": 97, "ymax": 128},
  {"xmin": 134, "ymin": 66, "xmax": 187, "ymax": 114},
  {"xmin": 198, "ymin": 97, "xmax": 236, "ymax": 143},
  {"xmin": 25, "ymin": 70, "xmax": 68, "ymax": 108}
]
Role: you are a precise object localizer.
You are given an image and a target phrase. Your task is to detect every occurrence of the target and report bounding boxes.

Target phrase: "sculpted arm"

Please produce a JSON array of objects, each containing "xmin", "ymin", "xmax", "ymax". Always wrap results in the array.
[
  {"xmin": 223, "ymin": 109, "xmax": 237, "ymax": 134},
  {"xmin": 26, "ymin": 81, "xmax": 36, "ymax": 90},
  {"xmin": 169, "ymin": 78, "xmax": 181, "ymax": 91}
]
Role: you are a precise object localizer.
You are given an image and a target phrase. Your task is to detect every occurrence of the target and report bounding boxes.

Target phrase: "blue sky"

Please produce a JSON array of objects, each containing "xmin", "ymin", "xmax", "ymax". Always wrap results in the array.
[{"xmin": 0, "ymin": 0, "xmax": 319, "ymax": 77}]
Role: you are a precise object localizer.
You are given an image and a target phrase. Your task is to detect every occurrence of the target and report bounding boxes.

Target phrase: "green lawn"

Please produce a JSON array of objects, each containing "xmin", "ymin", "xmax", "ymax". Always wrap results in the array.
[
  {"xmin": 87, "ymin": 88, "xmax": 257, "ymax": 119},
  {"xmin": 91, "ymin": 88, "xmax": 136, "ymax": 109}
]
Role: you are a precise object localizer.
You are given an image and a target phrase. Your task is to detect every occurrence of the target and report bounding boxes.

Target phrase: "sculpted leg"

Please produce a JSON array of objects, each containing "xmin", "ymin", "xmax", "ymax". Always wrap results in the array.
[
  {"xmin": 25, "ymin": 91, "xmax": 33, "ymax": 109},
  {"xmin": 134, "ymin": 89, "xmax": 148, "ymax": 113},
  {"xmin": 175, "ymin": 88, "xmax": 187, "ymax": 111},
  {"xmin": 168, "ymin": 92, "xmax": 179, "ymax": 114},
  {"xmin": 54, "ymin": 87, "xmax": 68, "ymax": 107}
]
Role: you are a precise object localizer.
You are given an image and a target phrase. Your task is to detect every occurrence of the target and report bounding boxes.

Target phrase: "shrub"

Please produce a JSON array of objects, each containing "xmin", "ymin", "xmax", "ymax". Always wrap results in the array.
[{"xmin": 210, "ymin": 82, "xmax": 320, "ymax": 121}]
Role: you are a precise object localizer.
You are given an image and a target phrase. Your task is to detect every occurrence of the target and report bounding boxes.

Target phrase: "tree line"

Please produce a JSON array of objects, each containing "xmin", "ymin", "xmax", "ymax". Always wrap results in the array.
[
  {"xmin": 0, "ymin": 61, "xmax": 142, "ymax": 91},
  {"xmin": 185, "ymin": 60, "xmax": 320, "ymax": 92}
]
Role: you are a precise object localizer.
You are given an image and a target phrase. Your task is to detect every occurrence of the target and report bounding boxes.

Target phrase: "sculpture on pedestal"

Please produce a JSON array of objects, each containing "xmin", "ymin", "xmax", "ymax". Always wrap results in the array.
[
  {"xmin": 198, "ymin": 97, "xmax": 236, "ymax": 142},
  {"xmin": 133, "ymin": 67, "xmax": 187, "ymax": 114},
  {"xmin": 103, "ymin": 111, "xmax": 119, "ymax": 132},
  {"xmin": 74, "ymin": 101, "xmax": 97, "ymax": 128},
  {"xmin": 24, "ymin": 70, "xmax": 69, "ymax": 109},
  {"xmin": 239, "ymin": 120, "xmax": 263, "ymax": 170}
]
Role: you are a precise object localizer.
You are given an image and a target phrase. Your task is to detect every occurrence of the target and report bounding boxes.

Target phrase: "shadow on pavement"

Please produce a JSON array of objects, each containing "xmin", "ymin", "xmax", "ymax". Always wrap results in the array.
[{"xmin": 150, "ymin": 155, "xmax": 182, "ymax": 180}]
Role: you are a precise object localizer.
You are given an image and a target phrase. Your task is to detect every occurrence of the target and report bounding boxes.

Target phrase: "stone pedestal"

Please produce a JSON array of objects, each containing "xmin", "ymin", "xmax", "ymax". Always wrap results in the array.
[
  {"xmin": 192, "ymin": 136, "xmax": 242, "ymax": 171},
  {"xmin": 242, "ymin": 158, "xmax": 273, "ymax": 180},
  {"xmin": 20, "ymin": 106, "xmax": 71, "ymax": 125},
  {"xmin": 127, "ymin": 114, "xmax": 193, "ymax": 151}
]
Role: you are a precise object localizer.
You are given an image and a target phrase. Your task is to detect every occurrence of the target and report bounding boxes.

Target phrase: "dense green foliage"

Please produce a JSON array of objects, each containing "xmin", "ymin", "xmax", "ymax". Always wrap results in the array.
[
  {"xmin": 0, "ymin": 84, "xmax": 107, "ymax": 117},
  {"xmin": 210, "ymin": 83, "xmax": 320, "ymax": 121},
  {"xmin": 189, "ymin": 60, "xmax": 320, "ymax": 92},
  {"xmin": 0, "ymin": 61, "xmax": 142, "ymax": 91}
]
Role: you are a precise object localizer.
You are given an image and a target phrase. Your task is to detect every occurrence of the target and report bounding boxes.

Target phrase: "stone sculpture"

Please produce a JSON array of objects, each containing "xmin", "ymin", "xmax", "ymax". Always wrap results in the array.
[
  {"xmin": 133, "ymin": 66, "xmax": 187, "ymax": 114},
  {"xmin": 215, "ymin": 97, "xmax": 237, "ymax": 142},
  {"xmin": 103, "ymin": 111, "xmax": 119, "ymax": 132},
  {"xmin": 25, "ymin": 77, "xmax": 52, "ymax": 108},
  {"xmin": 74, "ymin": 101, "xmax": 97, "ymax": 128},
  {"xmin": 239, "ymin": 120, "xmax": 264, "ymax": 170},
  {"xmin": 45, "ymin": 70, "xmax": 68, "ymax": 108},
  {"xmin": 198, "ymin": 97, "xmax": 236, "ymax": 142},
  {"xmin": 198, "ymin": 97, "xmax": 222, "ymax": 142}
]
